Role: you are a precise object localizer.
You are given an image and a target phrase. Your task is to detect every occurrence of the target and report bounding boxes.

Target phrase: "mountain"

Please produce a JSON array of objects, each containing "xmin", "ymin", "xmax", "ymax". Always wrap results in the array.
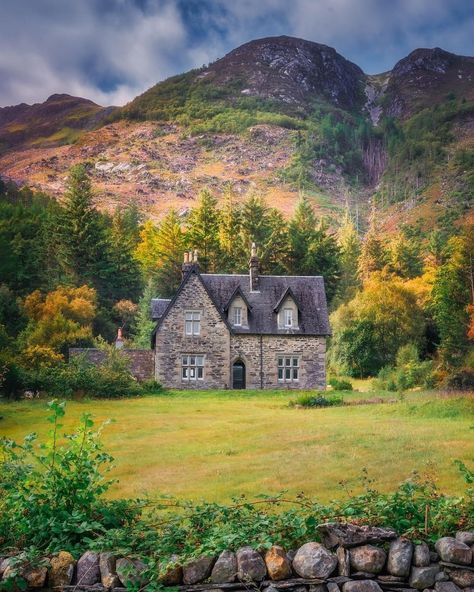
[
  {"xmin": 0, "ymin": 36, "xmax": 473, "ymax": 233},
  {"xmin": 0, "ymin": 94, "xmax": 115, "ymax": 150}
]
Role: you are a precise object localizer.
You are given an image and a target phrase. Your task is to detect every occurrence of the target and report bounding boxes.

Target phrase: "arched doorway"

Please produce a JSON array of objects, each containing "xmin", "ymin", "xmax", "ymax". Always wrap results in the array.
[{"xmin": 232, "ymin": 360, "xmax": 246, "ymax": 389}]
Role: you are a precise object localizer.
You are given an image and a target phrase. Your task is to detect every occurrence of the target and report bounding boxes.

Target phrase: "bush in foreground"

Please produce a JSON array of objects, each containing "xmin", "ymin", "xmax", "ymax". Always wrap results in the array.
[{"xmin": 289, "ymin": 393, "xmax": 344, "ymax": 407}]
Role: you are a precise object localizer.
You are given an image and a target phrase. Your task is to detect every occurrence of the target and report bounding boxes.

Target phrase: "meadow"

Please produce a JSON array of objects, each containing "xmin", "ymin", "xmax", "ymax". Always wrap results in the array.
[{"xmin": 0, "ymin": 389, "xmax": 473, "ymax": 503}]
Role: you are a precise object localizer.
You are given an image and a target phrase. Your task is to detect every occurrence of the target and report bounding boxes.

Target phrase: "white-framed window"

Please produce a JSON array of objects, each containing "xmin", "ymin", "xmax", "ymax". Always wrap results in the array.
[
  {"xmin": 182, "ymin": 355, "xmax": 204, "ymax": 381},
  {"xmin": 283, "ymin": 308, "xmax": 293, "ymax": 327},
  {"xmin": 278, "ymin": 356, "xmax": 299, "ymax": 382},
  {"xmin": 233, "ymin": 307, "xmax": 242, "ymax": 326},
  {"xmin": 185, "ymin": 311, "xmax": 201, "ymax": 335}
]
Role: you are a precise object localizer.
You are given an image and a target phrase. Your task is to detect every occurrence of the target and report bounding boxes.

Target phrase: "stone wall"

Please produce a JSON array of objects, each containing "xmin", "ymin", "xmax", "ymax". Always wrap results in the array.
[
  {"xmin": 2, "ymin": 523, "xmax": 473, "ymax": 591},
  {"xmin": 230, "ymin": 334, "xmax": 326, "ymax": 390},
  {"xmin": 69, "ymin": 348, "xmax": 154, "ymax": 381}
]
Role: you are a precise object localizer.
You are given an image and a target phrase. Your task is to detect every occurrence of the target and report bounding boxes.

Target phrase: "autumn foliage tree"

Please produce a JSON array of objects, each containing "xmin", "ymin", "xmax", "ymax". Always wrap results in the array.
[
  {"xmin": 330, "ymin": 274, "xmax": 426, "ymax": 377},
  {"xmin": 21, "ymin": 286, "xmax": 97, "ymax": 356}
]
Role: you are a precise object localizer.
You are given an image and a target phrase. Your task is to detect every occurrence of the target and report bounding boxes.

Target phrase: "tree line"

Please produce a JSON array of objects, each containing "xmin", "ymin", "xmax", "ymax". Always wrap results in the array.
[{"xmin": 0, "ymin": 164, "xmax": 473, "ymax": 396}]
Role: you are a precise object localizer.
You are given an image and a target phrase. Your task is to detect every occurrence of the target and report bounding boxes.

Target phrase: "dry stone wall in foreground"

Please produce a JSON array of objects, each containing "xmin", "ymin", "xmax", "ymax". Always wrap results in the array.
[{"xmin": 1, "ymin": 523, "xmax": 473, "ymax": 592}]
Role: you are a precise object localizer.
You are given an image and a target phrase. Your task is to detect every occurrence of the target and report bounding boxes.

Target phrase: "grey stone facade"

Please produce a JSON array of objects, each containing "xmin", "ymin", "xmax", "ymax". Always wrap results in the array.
[{"xmin": 152, "ymin": 250, "xmax": 330, "ymax": 390}]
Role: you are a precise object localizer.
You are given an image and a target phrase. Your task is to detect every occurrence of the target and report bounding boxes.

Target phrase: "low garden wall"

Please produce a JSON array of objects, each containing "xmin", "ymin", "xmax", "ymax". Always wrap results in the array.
[
  {"xmin": 69, "ymin": 348, "xmax": 154, "ymax": 381},
  {"xmin": 1, "ymin": 523, "xmax": 473, "ymax": 591}
]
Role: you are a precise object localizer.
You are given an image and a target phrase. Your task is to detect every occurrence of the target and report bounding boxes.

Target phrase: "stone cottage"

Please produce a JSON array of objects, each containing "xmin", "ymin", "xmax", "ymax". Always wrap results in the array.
[{"xmin": 151, "ymin": 245, "xmax": 330, "ymax": 390}]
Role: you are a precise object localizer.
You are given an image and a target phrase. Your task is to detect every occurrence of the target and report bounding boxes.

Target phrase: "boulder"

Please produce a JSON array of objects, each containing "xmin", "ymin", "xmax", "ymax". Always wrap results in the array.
[
  {"xmin": 377, "ymin": 575, "xmax": 406, "ymax": 582},
  {"xmin": 434, "ymin": 583, "xmax": 462, "ymax": 592},
  {"xmin": 3, "ymin": 564, "xmax": 48, "ymax": 588},
  {"xmin": 349, "ymin": 546, "xmax": 386, "ymax": 574},
  {"xmin": 236, "ymin": 547, "xmax": 266, "ymax": 582},
  {"xmin": 436, "ymin": 571, "xmax": 449, "ymax": 582},
  {"xmin": 76, "ymin": 551, "xmax": 100, "ymax": 585},
  {"xmin": 160, "ymin": 555, "xmax": 183, "ymax": 586},
  {"xmin": 265, "ymin": 546, "xmax": 292, "ymax": 581},
  {"xmin": 443, "ymin": 567, "xmax": 474, "ymax": 588},
  {"xmin": 116, "ymin": 558, "xmax": 147, "ymax": 588},
  {"xmin": 318, "ymin": 524, "xmax": 397, "ymax": 549},
  {"xmin": 456, "ymin": 532, "xmax": 474, "ymax": 546},
  {"xmin": 409, "ymin": 565, "xmax": 440, "ymax": 590},
  {"xmin": 337, "ymin": 547, "xmax": 350, "ymax": 577},
  {"xmin": 49, "ymin": 551, "xmax": 75, "ymax": 589},
  {"xmin": 342, "ymin": 580, "xmax": 383, "ymax": 592},
  {"xmin": 430, "ymin": 552, "xmax": 440, "ymax": 563},
  {"xmin": 183, "ymin": 556, "xmax": 215, "ymax": 585},
  {"xmin": 435, "ymin": 538, "xmax": 472, "ymax": 566},
  {"xmin": 211, "ymin": 550, "xmax": 237, "ymax": 584},
  {"xmin": 293, "ymin": 542, "xmax": 338, "ymax": 579},
  {"xmin": 328, "ymin": 583, "xmax": 341, "ymax": 592},
  {"xmin": 309, "ymin": 585, "xmax": 329, "ymax": 592},
  {"xmin": 387, "ymin": 538, "xmax": 413, "ymax": 577},
  {"xmin": 99, "ymin": 552, "xmax": 119, "ymax": 589},
  {"xmin": 414, "ymin": 543, "xmax": 431, "ymax": 567}
]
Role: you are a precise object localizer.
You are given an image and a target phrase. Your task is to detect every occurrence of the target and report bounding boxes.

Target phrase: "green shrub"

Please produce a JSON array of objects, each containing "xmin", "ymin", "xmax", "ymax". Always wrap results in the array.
[
  {"xmin": 373, "ymin": 344, "xmax": 434, "ymax": 392},
  {"xmin": 445, "ymin": 368, "xmax": 474, "ymax": 391},
  {"xmin": 0, "ymin": 401, "xmax": 138, "ymax": 553},
  {"xmin": 289, "ymin": 392, "xmax": 344, "ymax": 408},
  {"xmin": 329, "ymin": 377, "xmax": 353, "ymax": 391}
]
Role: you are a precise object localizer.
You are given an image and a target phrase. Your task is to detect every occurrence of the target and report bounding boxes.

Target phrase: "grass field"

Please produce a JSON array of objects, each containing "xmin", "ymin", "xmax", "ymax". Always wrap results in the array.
[{"xmin": 0, "ymin": 389, "xmax": 473, "ymax": 503}]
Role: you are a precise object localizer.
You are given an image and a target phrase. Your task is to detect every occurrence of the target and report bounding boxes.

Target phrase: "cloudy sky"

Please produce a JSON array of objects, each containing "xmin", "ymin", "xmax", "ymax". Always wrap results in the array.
[{"xmin": 1, "ymin": 0, "xmax": 473, "ymax": 108}]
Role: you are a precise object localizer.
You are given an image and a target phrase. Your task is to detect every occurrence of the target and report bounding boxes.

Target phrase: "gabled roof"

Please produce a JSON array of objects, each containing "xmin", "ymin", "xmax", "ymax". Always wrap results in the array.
[
  {"xmin": 222, "ymin": 285, "xmax": 253, "ymax": 312},
  {"xmin": 201, "ymin": 273, "xmax": 330, "ymax": 336},
  {"xmin": 273, "ymin": 286, "xmax": 300, "ymax": 313},
  {"xmin": 151, "ymin": 268, "xmax": 234, "ymax": 346}
]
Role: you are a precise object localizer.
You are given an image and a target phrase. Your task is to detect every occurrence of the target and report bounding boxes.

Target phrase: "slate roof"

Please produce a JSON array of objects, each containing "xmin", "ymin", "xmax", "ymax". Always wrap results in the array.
[
  {"xmin": 200, "ymin": 273, "xmax": 330, "ymax": 336},
  {"xmin": 151, "ymin": 298, "xmax": 171, "ymax": 321}
]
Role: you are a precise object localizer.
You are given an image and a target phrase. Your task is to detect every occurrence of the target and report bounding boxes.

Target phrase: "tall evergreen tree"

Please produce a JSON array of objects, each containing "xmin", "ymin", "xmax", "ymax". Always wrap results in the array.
[
  {"xmin": 106, "ymin": 208, "xmax": 143, "ymax": 302},
  {"xmin": 135, "ymin": 210, "xmax": 186, "ymax": 297},
  {"xmin": 186, "ymin": 189, "xmax": 221, "ymax": 272},
  {"xmin": 286, "ymin": 196, "xmax": 341, "ymax": 302},
  {"xmin": 56, "ymin": 164, "xmax": 109, "ymax": 298},
  {"xmin": 133, "ymin": 280, "xmax": 157, "ymax": 348},
  {"xmin": 358, "ymin": 206, "xmax": 387, "ymax": 280},
  {"xmin": 217, "ymin": 188, "xmax": 243, "ymax": 272},
  {"xmin": 334, "ymin": 209, "xmax": 361, "ymax": 305},
  {"xmin": 432, "ymin": 228, "xmax": 474, "ymax": 366}
]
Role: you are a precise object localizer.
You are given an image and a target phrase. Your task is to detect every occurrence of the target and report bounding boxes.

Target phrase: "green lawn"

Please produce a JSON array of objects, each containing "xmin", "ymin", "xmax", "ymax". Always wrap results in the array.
[{"xmin": 0, "ymin": 390, "xmax": 473, "ymax": 503}]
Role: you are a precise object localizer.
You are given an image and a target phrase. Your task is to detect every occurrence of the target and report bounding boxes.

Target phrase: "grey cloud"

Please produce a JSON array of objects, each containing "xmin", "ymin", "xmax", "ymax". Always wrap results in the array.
[{"xmin": 0, "ymin": 0, "xmax": 473, "ymax": 107}]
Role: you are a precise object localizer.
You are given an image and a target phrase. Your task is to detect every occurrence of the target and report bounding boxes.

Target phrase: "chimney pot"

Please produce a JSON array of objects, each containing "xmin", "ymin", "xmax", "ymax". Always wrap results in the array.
[{"xmin": 249, "ymin": 243, "xmax": 260, "ymax": 292}]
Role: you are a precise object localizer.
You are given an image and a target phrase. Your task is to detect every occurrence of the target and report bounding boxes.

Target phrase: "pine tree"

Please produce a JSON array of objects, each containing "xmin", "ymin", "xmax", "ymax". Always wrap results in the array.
[
  {"xmin": 335, "ymin": 209, "xmax": 361, "ymax": 305},
  {"xmin": 135, "ymin": 210, "xmax": 186, "ymax": 297},
  {"xmin": 186, "ymin": 189, "xmax": 221, "ymax": 272},
  {"xmin": 358, "ymin": 205, "xmax": 387, "ymax": 280},
  {"xmin": 133, "ymin": 280, "xmax": 156, "ymax": 348},
  {"xmin": 287, "ymin": 195, "xmax": 318, "ymax": 273},
  {"xmin": 56, "ymin": 164, "xmax": 109, "ymax": 297},
  {"xmin": 389, "ymin": 232, "xmax": 423, "ymax": 279},
  {"xmin": 286, "ymin": 196, "xmax": 341, "ymax": 302},
  {"xmin": 106, "ymin": 208, "xmax": 142, "ymax": 302},
  {"xmin": 217, "ymin": 188, "xmax": 243, "ymax": 272}
]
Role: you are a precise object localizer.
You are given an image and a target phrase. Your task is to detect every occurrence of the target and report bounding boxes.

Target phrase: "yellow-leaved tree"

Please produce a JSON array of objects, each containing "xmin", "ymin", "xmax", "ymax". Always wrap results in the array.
[{"xmin": 21, "ymin": 285, "xmax": 96, "ymax": 357}]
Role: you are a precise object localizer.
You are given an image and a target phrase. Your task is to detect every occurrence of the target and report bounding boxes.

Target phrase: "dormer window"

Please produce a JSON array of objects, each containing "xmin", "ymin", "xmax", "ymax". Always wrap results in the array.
[
  {"xmin": 233, "ymin": 307, "xmax": 242, "ymax": 326},
  {"xmin": 275, "ymin": 288, "xmax": 300, "ymax": 330}
]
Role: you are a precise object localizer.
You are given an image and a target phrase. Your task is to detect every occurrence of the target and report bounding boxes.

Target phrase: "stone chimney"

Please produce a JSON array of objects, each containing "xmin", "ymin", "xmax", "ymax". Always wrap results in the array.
[
  {"xmin": 115, "ymin": 327, "xmax": 124, "ymax": 349},
  {"xmin": 249, "ymin": 242, "xmax": 260, "ymax": 292},
  {"xmin": 182, "ymin": 250, "xmax": 199, "ymax": 279},
  {"xmin": 182, "ymin": 251, "xmax": 193, "ymax": 278}
]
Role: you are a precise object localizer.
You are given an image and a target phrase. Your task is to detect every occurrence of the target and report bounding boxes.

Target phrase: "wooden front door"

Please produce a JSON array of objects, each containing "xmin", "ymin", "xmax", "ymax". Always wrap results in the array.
[{"xmin": 232, "ymin": 361, "xmax": 246, "ymax": 389}]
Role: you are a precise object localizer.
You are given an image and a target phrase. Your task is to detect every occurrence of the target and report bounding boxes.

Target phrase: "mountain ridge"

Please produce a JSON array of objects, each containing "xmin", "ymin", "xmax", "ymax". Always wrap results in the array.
[{"xmin": 0, "ymin": 35, "xmax": 473, "ymax": 235}]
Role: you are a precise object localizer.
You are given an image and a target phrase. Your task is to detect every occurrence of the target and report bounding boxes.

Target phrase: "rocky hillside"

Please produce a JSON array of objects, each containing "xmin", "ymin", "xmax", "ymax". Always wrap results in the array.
[{"xmin": 0, "ymin": 36, "xmax": 472, "ymax": 232}]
